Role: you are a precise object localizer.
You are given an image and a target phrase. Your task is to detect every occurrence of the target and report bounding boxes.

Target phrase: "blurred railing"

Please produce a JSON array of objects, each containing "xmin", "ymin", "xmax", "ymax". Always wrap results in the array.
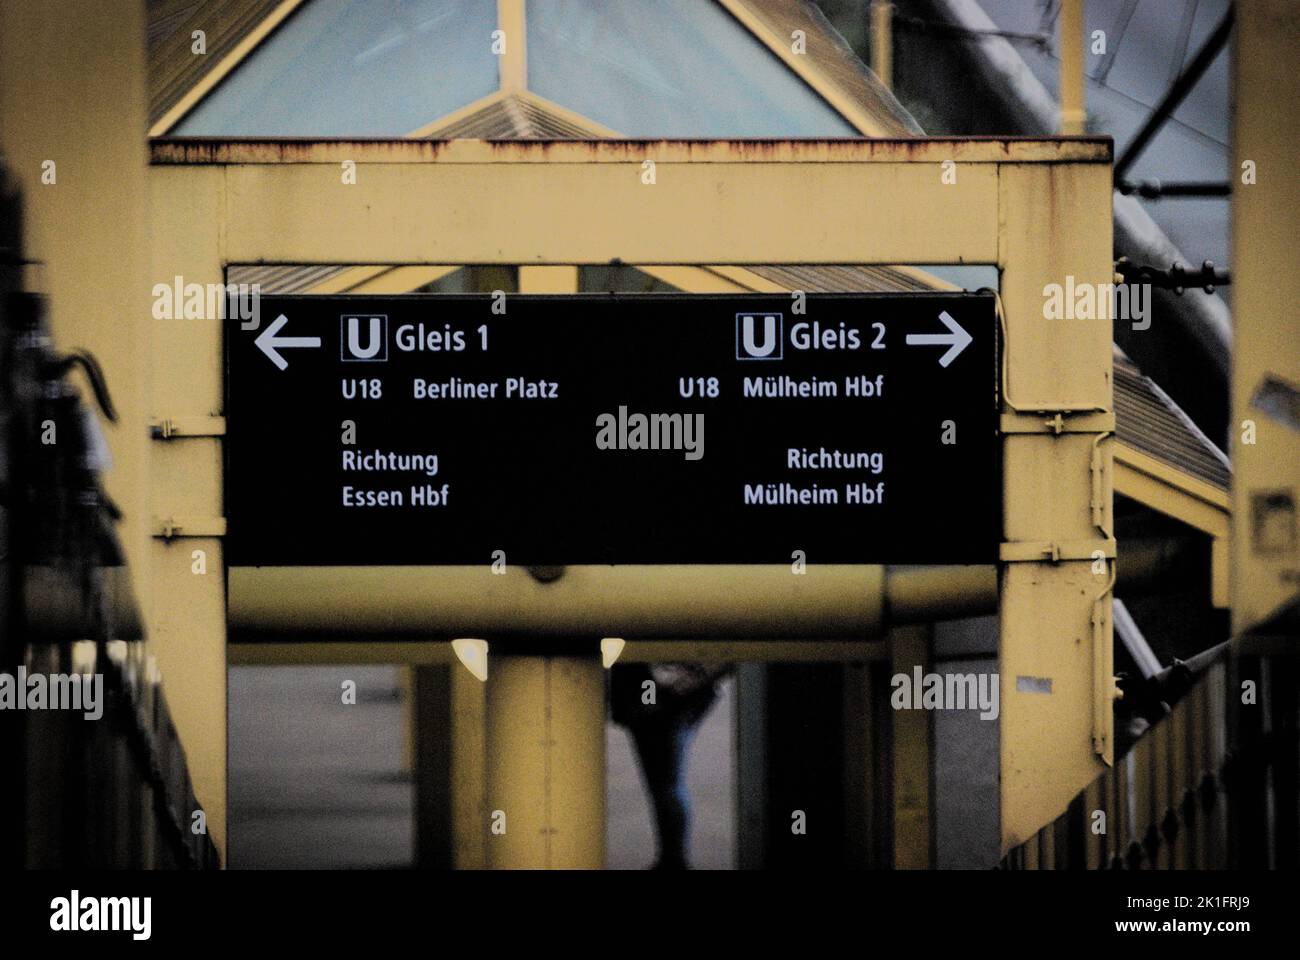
[
  {"xmin": 2, "ymin": 175, "xmax": 219, "ymax": 868},
  {"xmin": 1002, "ymin": 646, "xmax": 1299, "ymax": 869}
]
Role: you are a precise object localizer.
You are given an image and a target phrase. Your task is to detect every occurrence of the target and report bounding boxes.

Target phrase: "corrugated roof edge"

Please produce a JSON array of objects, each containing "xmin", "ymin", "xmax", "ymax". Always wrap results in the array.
[{"xmin": 1117, "ymin": 355, "xmax": 1231, "ymax": 473}]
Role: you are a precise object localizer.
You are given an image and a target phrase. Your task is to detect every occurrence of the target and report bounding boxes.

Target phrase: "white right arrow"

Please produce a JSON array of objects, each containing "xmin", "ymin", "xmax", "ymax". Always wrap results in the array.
[
  {"xmin": 254, "ymin": 313, "xmax": 321, "ymax": 371},
  {"xmin": 905, "ymin": 310, "xmax": 973, "ymax": 368}
]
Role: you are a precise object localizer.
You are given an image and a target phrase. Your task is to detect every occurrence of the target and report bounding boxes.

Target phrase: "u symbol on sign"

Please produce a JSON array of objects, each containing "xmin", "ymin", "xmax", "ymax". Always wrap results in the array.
[
  {"xmin": 742, "ymin": 315, "xmax": 778, "ymax": 358},
  {"xmin": 346, "ymin": 316, "xmax": 384, "ymax": 359}
]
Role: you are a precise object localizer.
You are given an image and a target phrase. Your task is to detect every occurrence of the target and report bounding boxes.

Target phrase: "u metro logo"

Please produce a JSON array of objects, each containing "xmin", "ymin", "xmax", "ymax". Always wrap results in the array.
[
  {"xmin": 736, "ymin": 312, "xmax": 783, "ymax": 360},
  {"xmin": 341, "ymin": 314, "xmax": 388, "ymax": 361}
]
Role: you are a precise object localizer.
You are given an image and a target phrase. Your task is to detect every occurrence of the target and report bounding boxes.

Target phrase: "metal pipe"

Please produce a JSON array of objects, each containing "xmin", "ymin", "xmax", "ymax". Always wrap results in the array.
[
  {"xmin": 228, "ymin": 537, "xmax": 1199, "ymax": 642},
  {"xmin": 1114, "ymin": 6, "xmax": 1235, "ymax": 184},
  {"xmin": 1118, "ymin": 180, "xmax": 1232, "ymax": 200},
  {"xmin": 886, "ymin": 564, "xmax": 996, "ymax": 622},
  {"xmin": 923, "ymin": 0, "xmax": 1234, "ymax": 383},
  {"xmin": 228, "ymin": 564, "xmax": 887, "ymax": 640}
]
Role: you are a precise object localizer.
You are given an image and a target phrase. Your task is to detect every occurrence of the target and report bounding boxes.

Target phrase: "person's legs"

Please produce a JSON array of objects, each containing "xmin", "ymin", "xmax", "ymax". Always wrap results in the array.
[{"xmin": 630, "ymin": 720, "xmax": 700, "ymax": 869}]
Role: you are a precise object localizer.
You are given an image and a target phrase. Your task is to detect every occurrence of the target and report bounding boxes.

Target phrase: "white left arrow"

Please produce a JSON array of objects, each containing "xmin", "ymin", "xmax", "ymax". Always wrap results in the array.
[
  {"xmin": 905, "ymin": 310, "xmax": 973, "ymax": 368},
  {"xmin": 255, "ymin": 313, "xmax": 321, "ymax": 371}
]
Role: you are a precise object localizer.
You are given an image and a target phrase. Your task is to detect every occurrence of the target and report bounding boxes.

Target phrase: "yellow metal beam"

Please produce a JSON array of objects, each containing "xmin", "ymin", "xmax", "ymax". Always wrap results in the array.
[
  {"xmin": 1114, "ymin": 444, "xmax": 1230, "ymax": 536},
  {"xmin": 152, "ymin": 138, "xmax": 1108, "ymax": 166},
  {"xmin": 229, "ymin": 639, "xmax": 888, "ymax": 665},
  {"xmin": 228, "ymin": 565, "xmax": 887, "ymax": 639},
  {"xmin": 1114, "ymin": 443, "xmax": 1231, "ymax": 609},
  {"xmin": 147, "ymin": 139, "xmax": 1113, "ymax": 267}
]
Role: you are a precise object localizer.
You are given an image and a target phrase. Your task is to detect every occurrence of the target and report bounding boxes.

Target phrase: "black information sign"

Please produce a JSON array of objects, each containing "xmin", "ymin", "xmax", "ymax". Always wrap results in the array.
[{"xmin": 226, "ymin": 293, "xmax": 999, "ymax": 566}]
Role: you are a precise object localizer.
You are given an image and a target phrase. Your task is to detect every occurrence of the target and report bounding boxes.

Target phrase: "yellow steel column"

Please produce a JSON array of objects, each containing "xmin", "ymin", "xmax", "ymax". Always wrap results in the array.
[
  {"xmin": 485, "ymin": 656, "xmax": 605, "ymax": 868},
  {"xmin": 1059, "ymin": 0, "xmax": 1087, "ymax": 135},
  {"xmin": 497, "ymin": 0, "xmax": 528, "ymax": 92},
  {"xmin": 870, "ymin": 2, "xmax": 894, "ymax": 92},
  {"xmin": 998, "ymin": 159, "xmax": 1115, "ymax": 852},
  {"xmin": 481, "ymin": 265, "xmax": 605, "ymax": 869},
  {"xmin": 147, "ymin": 164, "xmax": 228, "ymax": 855},
  {"xmin": 0, "ymin": 3, "xmax": 151, "ymax": 628},
  {"xmin": 1231, "ymin": 1, "xmax": 1300, "ymax": 640}
]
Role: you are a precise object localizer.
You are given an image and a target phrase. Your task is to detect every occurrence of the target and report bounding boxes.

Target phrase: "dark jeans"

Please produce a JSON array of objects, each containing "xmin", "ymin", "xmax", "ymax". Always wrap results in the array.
[{"xmin": 629, "ymin": 719, "xmax": 701, "ymax": 869}]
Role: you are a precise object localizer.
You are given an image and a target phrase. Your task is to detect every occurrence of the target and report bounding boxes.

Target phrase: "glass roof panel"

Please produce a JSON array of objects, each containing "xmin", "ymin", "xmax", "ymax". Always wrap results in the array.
[
  {"xmin": 976, "ymin": 0, "xmax": 1232, "ymax": 298},
  {"xmin": 527, "ymin": 0, "xmax": 857, "ymax": 137},
  {"xmin": 173, "ymin": 0, "xmax": 498, "ymax": 136}
]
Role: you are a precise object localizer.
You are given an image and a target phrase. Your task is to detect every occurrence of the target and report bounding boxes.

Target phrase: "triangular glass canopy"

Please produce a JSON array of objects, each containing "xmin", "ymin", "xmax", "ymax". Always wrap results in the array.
[
  {"xmin": 170, "ymin": 0, "xmax": 856, "ymax": 137},
  {"xmin": 528, "ymin": 0, "xmax": 854, "ymax": 136},
  {"xmin": 174, "ymin": 0, "xmax": 499, "ymax": 136}
]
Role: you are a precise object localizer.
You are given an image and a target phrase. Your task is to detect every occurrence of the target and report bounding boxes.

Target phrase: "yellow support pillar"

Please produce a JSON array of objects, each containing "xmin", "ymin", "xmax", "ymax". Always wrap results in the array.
[
  {"xmin": 497, "ymin": 0, "xmax": 528, "ymax": 92},
  {"xmin": 998, "ymin": 160, "xmax": 1115, "ymax": 852},
  {"xmin": 147, "ymin": 164, "xmax": 228, "ymax": 857},
  {"xmin": 870, "ymin": 2, "xmax": 894, "ymax": 92},
  {"xmin": 1059, "ymin": 0, "xmax": 1087, "ymax": 135},
  {"xmin": 485, "ymin": 657, "xmax": 605, "ymax": 868},
  {"xmin": 478, "ymin": 265, "xmax": 605, "ymax": 870}
]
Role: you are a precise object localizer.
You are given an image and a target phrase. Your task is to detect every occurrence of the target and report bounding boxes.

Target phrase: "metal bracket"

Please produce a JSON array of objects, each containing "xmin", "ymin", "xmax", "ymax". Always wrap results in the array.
[
  {"xmin": 150, "ymin": 416, "xmax": 226, "ymax": 439},
  {"xmin": 153, "ymin": 516, "xmax": 227, "ymax": 539},
  {"xmin": 1000, "ymin": 538, "xmax": 1116, "ymax": 563},
  {"xmin": 1000, "ymin": 411, "xmax": 1115, "ymax": 436}
]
